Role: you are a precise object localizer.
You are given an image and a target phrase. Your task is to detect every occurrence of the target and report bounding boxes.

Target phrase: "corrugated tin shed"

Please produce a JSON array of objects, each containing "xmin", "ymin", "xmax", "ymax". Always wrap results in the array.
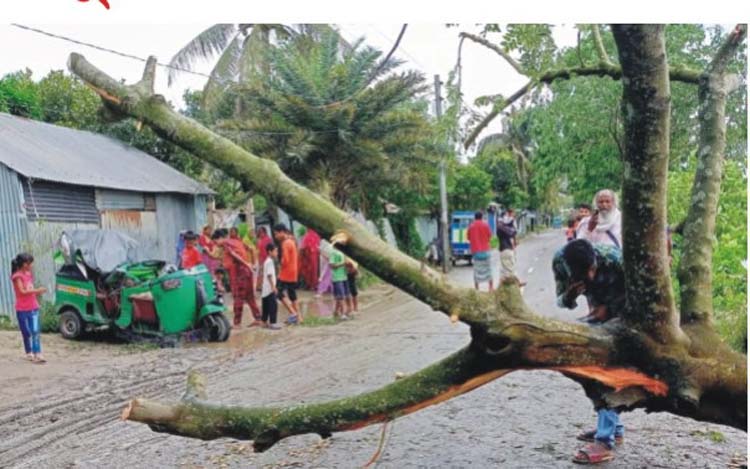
[{"xmin": 0, "ymin": 113, "xmax": 213, "ymax": 194}]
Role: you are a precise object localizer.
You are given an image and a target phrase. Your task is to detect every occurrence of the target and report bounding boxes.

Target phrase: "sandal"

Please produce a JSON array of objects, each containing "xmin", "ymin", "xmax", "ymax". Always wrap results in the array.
[
  {"xmin": 577, "ymin": 430, "xmax": 623, "ymax": 445},
  {"xmin": 572, "ymin": 441, "xmax": 614, "ymax": 464}
]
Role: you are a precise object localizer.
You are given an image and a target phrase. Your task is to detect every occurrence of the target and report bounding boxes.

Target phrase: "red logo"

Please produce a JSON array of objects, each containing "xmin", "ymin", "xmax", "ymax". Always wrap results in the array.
[{"xmin": 78, "ymin": 0, "xmax": 110, "ymax": 9}]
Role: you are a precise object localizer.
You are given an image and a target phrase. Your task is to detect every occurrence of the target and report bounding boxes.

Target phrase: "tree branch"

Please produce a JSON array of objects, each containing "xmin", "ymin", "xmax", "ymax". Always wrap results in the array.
[
  {"xmin": 591, "ymin": 25, "xmax": 613, "ymax": 65},
  {"xmin": 459, "ymin": 32, "xmax": 525, "ymax": 75},
  {"xmin": 123, "ymin": 346, "xmax": 507, "ymax": 451},
  {"xmin": 678, "ymin": 24, "xmax": 747, "ymax": 325},
  {"xmin": 460, "ymin": 27, "xmax": 704, "ymax": 149},
  {"xmin": 462, "ymin": 63, "xmax": 703, "ymax": 149},
  {"xmin": 67, "ymin": 52, "xmax": 473, "ymax": 325}
]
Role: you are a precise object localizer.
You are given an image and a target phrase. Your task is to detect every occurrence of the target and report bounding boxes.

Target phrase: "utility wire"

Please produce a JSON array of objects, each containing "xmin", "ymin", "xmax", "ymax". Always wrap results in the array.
[
  {"xmin": 8, "ymin": 23, "xmax": 438, "ymax": 140},
  {"xmin": 10, "ymin": 23, "xmax": 233, "ymax": 85}
]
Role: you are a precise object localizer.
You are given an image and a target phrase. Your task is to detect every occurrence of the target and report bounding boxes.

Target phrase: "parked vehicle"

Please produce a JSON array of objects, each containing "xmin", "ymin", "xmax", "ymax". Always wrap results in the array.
[
  {"xmin": 54, "ymin": 230, "xmax": 230, "ymax": 344},
  {"xmin": 450, "ymin": 210, "xmax": 497, "ymax": 266}
]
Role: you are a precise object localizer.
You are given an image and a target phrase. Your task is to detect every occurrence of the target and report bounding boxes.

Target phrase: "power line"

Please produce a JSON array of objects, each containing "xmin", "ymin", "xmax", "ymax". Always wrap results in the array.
[{"xmin": 10, "ymin": 23, "xmax": 233, "ymax": 85}]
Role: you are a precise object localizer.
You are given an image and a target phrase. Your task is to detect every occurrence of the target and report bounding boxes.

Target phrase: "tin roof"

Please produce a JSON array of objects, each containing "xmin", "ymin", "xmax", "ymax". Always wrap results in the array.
[{"xmin": 0, "ymin": 113, "xmax": 213, "ymax": 194}]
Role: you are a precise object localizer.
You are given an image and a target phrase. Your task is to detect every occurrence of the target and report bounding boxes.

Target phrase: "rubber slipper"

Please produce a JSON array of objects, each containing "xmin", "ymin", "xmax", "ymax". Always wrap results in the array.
[{"xmin": 572, "ymin": 442, "xmax": 614, "ymax": 464}]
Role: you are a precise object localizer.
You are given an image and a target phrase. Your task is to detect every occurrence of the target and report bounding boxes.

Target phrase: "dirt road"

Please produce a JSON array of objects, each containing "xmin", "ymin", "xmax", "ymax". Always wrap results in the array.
[{"xmin": 0, "ymin": 230, "xmax": 745, "ymax": 468}]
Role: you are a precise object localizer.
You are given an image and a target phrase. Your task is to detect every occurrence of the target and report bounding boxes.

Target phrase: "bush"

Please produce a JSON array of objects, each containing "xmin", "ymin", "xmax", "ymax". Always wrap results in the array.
[
  {"xmin": 0, "ymin": 315, "xmax": 15, "ymax": 331},
  {"xmin": 40, "ymin": 301, "xmax": 59, "ymax": 333},
  {"xmin": 0, "ymin": 302, "xmax": 58, "ymax": 333}
]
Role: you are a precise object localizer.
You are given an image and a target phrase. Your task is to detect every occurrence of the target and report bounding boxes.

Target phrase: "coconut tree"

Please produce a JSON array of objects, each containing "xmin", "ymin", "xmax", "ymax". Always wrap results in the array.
[{"xmin": 168, "ymin": 24, "xmax": 343, "ymax": 116}]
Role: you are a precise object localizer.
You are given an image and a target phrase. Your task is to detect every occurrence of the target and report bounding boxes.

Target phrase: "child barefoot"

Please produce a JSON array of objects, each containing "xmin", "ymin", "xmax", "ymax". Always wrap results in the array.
[{"xmin": 11, "ymin": 253, "xmax": 47, "ymax": 364}]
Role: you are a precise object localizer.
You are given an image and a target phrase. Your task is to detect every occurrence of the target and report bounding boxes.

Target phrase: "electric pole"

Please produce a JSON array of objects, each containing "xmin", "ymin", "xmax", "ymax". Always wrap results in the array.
[{"xmin": 434, "ymin": 74, "xmax": 450, "ymax": 274}]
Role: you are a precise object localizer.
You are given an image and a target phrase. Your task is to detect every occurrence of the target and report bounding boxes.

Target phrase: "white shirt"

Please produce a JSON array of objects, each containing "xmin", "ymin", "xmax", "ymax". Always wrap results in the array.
[
  {"xmin": 576, "ymin": 209, "xmax": 622, "ymax": 248},
  {"xmin": 262, "ymin": 257, "xmax": 276, "ymax": 298}
]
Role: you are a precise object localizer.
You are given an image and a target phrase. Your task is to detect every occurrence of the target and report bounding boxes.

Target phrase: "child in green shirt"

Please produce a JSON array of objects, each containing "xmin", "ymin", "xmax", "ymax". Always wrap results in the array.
[{"xmin": 329, "ymin": 247, "xmax": 353, "ymax": 320}]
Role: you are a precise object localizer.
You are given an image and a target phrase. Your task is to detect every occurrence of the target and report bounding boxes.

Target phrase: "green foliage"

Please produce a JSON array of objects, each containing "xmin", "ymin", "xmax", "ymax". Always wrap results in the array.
[
  {"xmin": 37, "ymin": 71, "xmax": 101, "ymax": 129},
  {"xmin": 388, "ymin": 211, "xmax": 425, "ymax": 259},
  {"xmin": 40, "ymin": 301, "xmax": 58, "ymax": 333},
  {"xmin": 0, "ymin": 315, "xmax": 14, "ymax": 331},
  {"xmin": 668, "ymin": 161, "xmax": 747, "ymax": 351},
  {"xmin": 224, "ymin": 28, "xmax": 434, "ymax": 210},
  {"xmin": 472, "ymin": 143, "xmax": 529, "ymax": 208},
  {"xmin": 449, "ymin": 164, "xmax": 493, "ymax": 211},
  {"xmin": 0, "ymin": 69, "xmax": 42, "ymax": 119}
]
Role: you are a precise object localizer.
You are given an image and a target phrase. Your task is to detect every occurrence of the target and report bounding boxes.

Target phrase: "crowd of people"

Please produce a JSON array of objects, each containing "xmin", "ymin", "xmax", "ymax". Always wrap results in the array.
[{"xmin": 180, "ymin": 222, "xmax": 360, "ymax": 329}]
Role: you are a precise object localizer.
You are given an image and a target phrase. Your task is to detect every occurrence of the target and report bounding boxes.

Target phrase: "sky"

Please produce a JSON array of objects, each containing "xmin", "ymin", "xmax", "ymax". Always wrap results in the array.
[{"xmin": 0, "ymin": 23, "xmax": 578, "ymax": 150}]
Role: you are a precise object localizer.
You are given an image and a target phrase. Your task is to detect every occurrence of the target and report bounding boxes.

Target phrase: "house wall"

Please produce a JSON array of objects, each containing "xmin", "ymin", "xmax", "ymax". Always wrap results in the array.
[
  {"xmin": 155, "ymin": 194, "xmax": 198, "ymax": 265},
  {"xmin": 0, "ymin": 165, "xmax": 29, "ymax": 316}
]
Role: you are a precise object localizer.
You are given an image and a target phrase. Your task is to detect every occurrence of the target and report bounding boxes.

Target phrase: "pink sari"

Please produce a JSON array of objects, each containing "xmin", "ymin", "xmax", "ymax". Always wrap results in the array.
[{"xmin": 300, "ymin": 229, "xmax": 321, "ymax": 290}]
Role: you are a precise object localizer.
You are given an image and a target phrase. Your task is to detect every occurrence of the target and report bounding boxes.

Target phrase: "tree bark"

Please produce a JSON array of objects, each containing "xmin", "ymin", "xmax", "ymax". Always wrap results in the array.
[
  {"xmin": 678, "ymin": 24, "xmax": 747, "ymax": 325},
  {"xmin": 611, "ymin": 25, "xmax": 685, "ymax": 345}
]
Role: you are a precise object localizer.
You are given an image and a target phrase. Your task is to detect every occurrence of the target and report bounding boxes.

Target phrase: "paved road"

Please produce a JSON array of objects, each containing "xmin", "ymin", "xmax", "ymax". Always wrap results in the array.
[{"xmin": 0, "ymin": 230, "xmax": 745, "ymax": 468}]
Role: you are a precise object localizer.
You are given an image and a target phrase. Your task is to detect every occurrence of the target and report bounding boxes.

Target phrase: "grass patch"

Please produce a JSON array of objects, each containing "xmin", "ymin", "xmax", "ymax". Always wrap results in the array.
[
  {"xmin": 690, "ymin": 429, "xmax": 726, "ymax": 443},
  {"xmin": 0, "ymin": 315, "xmax": 15, "ymax": 331},
  {"xmin": 356, "ymin": 268, "xmax": 382, "ymax": 290},
  {"xmin": 299, "ymin": 316, "xmax": 340, "ymax": 327}
]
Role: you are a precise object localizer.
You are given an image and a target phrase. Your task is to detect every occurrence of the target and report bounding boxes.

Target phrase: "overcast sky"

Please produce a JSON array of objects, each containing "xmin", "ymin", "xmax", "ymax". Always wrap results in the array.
[{"xmin": 0, "ymin": 23, "xmax": 578, "ymax": 149}]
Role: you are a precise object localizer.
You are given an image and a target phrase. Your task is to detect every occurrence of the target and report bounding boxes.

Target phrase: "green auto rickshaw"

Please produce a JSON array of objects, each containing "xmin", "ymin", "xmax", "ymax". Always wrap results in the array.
[{"xmin": 54, "ymin": 230, "xmax": 230, "ymax": 344}]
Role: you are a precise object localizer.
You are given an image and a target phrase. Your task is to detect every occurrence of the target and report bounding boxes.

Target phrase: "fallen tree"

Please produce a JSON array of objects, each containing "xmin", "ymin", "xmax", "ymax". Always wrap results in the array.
[{"xmin": 68, "ymin": 23, "xmax": 746, "ymax": 454}]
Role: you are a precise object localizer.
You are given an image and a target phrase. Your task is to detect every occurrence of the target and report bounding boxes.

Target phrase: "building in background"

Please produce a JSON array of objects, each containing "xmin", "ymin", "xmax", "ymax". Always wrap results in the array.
[{"xmin": 0, "ymin": 112, "xmax": 213, "ymax": 316}]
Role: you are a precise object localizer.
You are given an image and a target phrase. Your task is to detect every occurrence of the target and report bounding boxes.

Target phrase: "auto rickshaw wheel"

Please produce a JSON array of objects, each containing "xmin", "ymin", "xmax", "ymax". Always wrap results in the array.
[
  {"xmin": 201, "ymin": 313, "xmax": 230, "ymax": 342},
  {"xmin": 59, "ymin": 309, "xmax": 84, "ymax": 340}
]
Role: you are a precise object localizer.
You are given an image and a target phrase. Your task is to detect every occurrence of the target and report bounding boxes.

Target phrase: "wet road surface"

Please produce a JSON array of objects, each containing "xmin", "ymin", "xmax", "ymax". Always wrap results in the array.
[{"xmin": 0, "ymin": 230, "xmax": 745, "ymax": 468}]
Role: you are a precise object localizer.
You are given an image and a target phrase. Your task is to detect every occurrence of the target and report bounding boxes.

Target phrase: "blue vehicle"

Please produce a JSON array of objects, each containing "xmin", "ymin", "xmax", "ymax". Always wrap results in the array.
[{"xmin": 450, "ymin": 210, "xmax": 496, "ymax": 266}]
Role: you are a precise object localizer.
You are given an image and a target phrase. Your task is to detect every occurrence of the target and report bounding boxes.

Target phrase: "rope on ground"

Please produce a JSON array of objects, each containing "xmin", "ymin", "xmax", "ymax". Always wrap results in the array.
[{"xmin": 362, "ymin": 419, "xmax": 392, "ymax": 468}]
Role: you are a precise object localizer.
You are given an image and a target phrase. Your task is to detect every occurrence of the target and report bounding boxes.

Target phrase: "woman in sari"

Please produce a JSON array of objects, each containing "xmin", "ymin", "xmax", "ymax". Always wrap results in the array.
[{"xmin": 299, "ymin": 228, "xmax": 321, "ymax": 290}]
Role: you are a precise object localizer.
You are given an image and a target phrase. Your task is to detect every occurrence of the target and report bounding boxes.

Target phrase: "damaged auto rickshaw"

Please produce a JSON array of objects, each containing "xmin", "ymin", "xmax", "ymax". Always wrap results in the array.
[{"xmin": 54, "ymin": 230, "xmax": 230, "ymax": 344}]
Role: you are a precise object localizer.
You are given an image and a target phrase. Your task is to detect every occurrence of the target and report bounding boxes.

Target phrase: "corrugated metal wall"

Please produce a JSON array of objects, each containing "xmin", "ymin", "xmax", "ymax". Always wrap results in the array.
[
  {"xmin": 194, "ymin": 195, "xmax": 208, "ymax": 230},
  {"xmin": 0, "ymin": 164, "xmax": 29, "ymax": 316},
  {"xmin": 96, "ymin": 189, "xmax": 145, "ymax": 210},
  {"xmin": 22, "ymin": 179, "xmax": 98, "ymax": 223},
  {"xmin": 26, "ymin": 221, "xmax": 99, "ymax": 300},
  {"xmin": 100, "ymin": 210, "xmax": 159, "ymax": 260},
  {"xmin": 156, "ymin": 194, "xmax": 197, "ymax": 264}
]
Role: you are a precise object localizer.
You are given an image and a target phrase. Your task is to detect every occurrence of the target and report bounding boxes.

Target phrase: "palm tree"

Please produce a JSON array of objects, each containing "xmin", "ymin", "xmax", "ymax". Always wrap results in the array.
[
  {"xmin": 168, "ymin": 24, "xmax": 342, "ymax": 116},
  {"xmin": 220, "ymin": 29, "xmax": 434, "ymax": 210}
]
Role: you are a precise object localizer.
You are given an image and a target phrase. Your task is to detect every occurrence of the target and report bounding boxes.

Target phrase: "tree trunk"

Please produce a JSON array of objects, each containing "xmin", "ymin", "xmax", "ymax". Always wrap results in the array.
[{"xmin": 611, "ymin": 25, "xmax": 685, "ymax": 345}]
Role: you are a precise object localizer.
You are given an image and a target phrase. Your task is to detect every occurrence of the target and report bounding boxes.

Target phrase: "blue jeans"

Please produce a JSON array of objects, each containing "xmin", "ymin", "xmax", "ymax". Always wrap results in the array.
[
  {"xmin": 595, "ymin": 408, "xmax": 624, "ymax": 447},
  {"xmin": 17, "ymin": 310, "xmax": 41, "ymax": 354}
]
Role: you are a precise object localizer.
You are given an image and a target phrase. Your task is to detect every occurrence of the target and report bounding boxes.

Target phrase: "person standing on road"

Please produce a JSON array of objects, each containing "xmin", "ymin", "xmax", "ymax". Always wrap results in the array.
[
  {"xmin": 576, "ymin": 190, "xmax": 621, "ymax": 248},
  {"xmin": 329, "ymin": 245, "xmax": 353, "ymax": 320},
  {"xmin": 11, "ymin": 253, "xmax": 47, "ymax": 364},
  {"xmin": 224, "ymin": 228, "xmax": 262, "ymax": 328},
  {"xmin": 551, "ymin": 238, "xmax": 626, "ymax": 464},
  {"xmin": 261, "ymin": 244, "xmax": 281, "ymax": 330},
  {"xmin": 466, "ymin": 211, "xmax": 494, "ymax": 292},
  {"xmin": 497, "ymin": 208, "xmax": 524, "ymax": 285},
  {"xmin": 273, "ymin": 224, "xmax": 302, "ymax": 324}
]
